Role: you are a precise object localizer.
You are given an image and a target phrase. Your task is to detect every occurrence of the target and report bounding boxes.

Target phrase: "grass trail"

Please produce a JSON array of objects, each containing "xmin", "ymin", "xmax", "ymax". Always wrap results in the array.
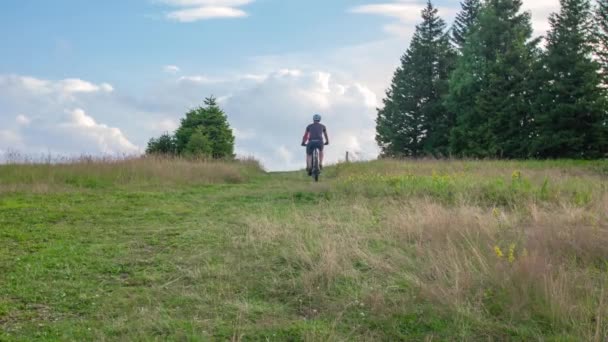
[{"xmin": 1, "ymin": 159, "xmax": 607, "ymax": 340}]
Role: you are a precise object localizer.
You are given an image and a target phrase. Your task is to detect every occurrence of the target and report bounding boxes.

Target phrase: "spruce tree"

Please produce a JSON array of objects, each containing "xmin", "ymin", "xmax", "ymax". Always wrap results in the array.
[
  {"xmin": 448, "ymin": 0, "xmax": 538, "ymax": 158},
  {"xmin": 532, "ymin": 0, "xmax": 607, "ymax": 158},
  {"xmin": 452, "ymin": 0, "xmax": 482, "ymax": 50},
  {"xmin": 376, "ymin": 55, "xmax": 424, "ymax": 157},
  {"xmin": 376, "ymin": 1, "xmax": 455, "ymax": 157},
  {"xmin": 597, "ymin": 0, "xmax": 608, "ymax": 80},
  {"xmin": 200, "ymin": 97, "xmax": 235, "ymax": 158},
  {"xmin": 419, "ymin": 1, "xmax": 457, "ymax": 156}
]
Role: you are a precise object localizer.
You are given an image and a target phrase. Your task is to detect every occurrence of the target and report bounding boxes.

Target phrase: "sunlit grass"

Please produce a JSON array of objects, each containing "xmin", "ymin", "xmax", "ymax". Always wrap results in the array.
[{"xmin": 1, "ymin": 158, "xmax": 606, "ymax": 340}]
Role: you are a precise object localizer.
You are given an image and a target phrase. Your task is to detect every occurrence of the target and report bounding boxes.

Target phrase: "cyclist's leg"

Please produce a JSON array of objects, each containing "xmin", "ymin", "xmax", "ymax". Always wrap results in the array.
[{"xmin": 319, "ymin": 143, "xmax": 324, "ymax": 169}]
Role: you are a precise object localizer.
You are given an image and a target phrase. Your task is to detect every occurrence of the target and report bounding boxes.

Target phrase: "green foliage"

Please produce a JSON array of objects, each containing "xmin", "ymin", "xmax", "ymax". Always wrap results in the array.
[
  {"xmin": 149, "ymin": 96, "xmax": 235, "ymax": 159},
  {"xmin": 376, "ymin": 1, "xmax": 455, "ymax": 157},
  {"xmin": 145, "ymin": 133, "xmax": 176, "ymax": 155},
  {"xmin": 184, "ymin": 127, "xmax": 212, "ymax": 157},
  {"xmin": 531, "ymin": 0, "xmax": 608, "ymax": 158},
  {"xmin": 448, "ymin": 0, "xmax": 539, "ymax": 158}
]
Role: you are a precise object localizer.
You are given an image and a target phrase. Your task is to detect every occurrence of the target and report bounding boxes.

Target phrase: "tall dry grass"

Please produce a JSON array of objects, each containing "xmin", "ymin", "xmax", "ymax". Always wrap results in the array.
[
  {"xmin": 0, "ymin": 155, "xmax": 263, "ymax": 193},
  {"xmin": 243, "ymin": 193, "xmax": 608, "ymax": 339}
]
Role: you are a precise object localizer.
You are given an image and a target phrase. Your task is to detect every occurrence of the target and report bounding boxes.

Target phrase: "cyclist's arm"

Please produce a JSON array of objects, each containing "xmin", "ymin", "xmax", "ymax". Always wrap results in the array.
[
  {"xmin": 301, "ymin": 129, "xmax": 310, "ymax": 145},
  {"xmin": 323, "ymin": 128, "xmax": 329, "ymax": 145}
]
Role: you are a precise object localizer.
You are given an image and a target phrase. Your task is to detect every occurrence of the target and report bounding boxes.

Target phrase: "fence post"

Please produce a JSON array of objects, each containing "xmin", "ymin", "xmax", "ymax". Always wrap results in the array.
[{"xmin": 345, "ymin": 151, "xmax": 350, "ymax": 163}]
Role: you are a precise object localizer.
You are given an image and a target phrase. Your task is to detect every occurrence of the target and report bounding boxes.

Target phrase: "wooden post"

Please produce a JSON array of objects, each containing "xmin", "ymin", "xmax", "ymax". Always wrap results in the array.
[{"xmin": 345, "ymin": 151, "xmax": 350, "ymax": 163}]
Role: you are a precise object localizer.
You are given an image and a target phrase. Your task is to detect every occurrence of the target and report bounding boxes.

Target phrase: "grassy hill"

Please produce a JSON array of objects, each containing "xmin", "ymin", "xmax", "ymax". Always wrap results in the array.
[{"xmin": 1, "ymin": 158, "xmax": 607, "ymax": 341}]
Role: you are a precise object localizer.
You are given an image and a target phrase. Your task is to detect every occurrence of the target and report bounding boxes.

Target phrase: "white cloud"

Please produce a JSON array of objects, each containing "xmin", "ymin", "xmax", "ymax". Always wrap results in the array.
[
  {"xmin": 352, "ymin": 0, "xmax": 559, "ymax": 38},
  {"xmin": 0, "ymin": 74, "xmax": 141, "ymax": 158},
  {"xmin": 276, "ymin": 145, "xmax": 293, "ymax": 164},
  {"xmin": 100, "ymin": 83, "xmax": 114, "ymax": 92},
  {"xmin": 18, "ymin": 76, "xmax": 51, "ymax": 94},
  {"xmin": 0, "ymin": 66, "xmax": 380, "ymax": 170},
  {"xmin": 178, "ymin": 75, "xmax": 217, "ymax": 83},
  {"xmin": 160, "ymin": 0, "xmax": 252, "ymax": 6},
  {"xmin": 58, "ymin": 108, "xmax": 141, "ymax": 155},
  {"xmin": 240, "ymin": 73, "xmax": 267, "ymax": 82},
  {"xmin": 164, "ymin": 65, "xmax": 181, "ymax": 73},
  {"xmin": 0, "ymin": 75, "xmax": 113, "ymax": 101},
  {"xmin": 159, "ymin": 0, "xmax": 254, "ymax": 22},
  {"xmin": 351, "ymin": 1, "xmax": 457, "ymax": 37},
  {"xmin": 59, "ymin": 78, "xmax": 114, "ymax": 94},
  {"xmin": 147, "ymin": 118, "xmax": 180, "ymax": 133},
  {"xmin": 16, "ymin": 114, "xmax": 31, "ymax": 126},
  {"xmin": 177, "ymin": 72, "xmax": 278, "ymax": 85},
  {"xmin": 167, "ymin": 6, "xmax": 247, "ymax": 21},
  {"xmin": 0, "ymin": 130, "xmax": 22, "ymax": 146},
  {"xmin": 351, "ymin": 3, "xmax": 426, "ymax": 22},
  {"xmin": 233, "ymin": 127, "xmax": 256, "ymax": 140},
  {"xmin": 522, "ymin": 0, "xmax": 560, "ymax": 38},
  {"xmin": 215, "ymin": 69, "xmax": 379, "ymax": 170}
]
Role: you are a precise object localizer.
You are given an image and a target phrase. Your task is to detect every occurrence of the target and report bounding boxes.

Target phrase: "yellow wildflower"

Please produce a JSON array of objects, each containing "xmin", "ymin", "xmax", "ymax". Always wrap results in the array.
[
  {"xmin": 512, "ymin": 170, "xmax": 521, "ymax": 181},
  {"xmin": 492, "ymin": 208, "xmax": 501, "ymax": 219},
  {"xmin": 494, "ymin": 246, "xmax": 504, "ymax": 258},
  {"xmin": 508, "ymin": 243, "xmax": 516, "ymax": 263}
]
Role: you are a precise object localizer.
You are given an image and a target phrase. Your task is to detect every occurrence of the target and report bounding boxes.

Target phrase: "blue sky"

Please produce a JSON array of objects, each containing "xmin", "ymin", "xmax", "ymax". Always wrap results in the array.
[
  {"xmin": 1, "ymin": 0, "xmax": 392, "ymax": 83},
  {"xmin": 0, "ymin": 0, "xmax": 559, "ymax": 170}
]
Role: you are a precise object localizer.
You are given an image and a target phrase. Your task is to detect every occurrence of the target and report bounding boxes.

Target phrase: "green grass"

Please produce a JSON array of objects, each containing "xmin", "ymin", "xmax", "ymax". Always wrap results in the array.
[{"xmin": 1, "ymin": 158, "xmax": 607, "ymax": 341}]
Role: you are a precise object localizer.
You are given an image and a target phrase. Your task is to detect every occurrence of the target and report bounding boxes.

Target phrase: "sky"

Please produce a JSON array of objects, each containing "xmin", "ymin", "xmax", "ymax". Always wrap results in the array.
[{"xmin": 0, "ymin": 0, "xmax": 560, "ymax": 170}]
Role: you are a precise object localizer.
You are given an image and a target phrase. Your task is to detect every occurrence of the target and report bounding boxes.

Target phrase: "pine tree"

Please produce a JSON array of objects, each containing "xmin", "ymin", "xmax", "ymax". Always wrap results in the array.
[
  {"xmin": 200, "ymin": 97, "xmax": 236, "ymax": 158},
  {"xmin": 419, "ymin": 2, "xmax": 458, "ymax": 156},
  {"xmin": 377, "ymin": 56, "xmax": 424, "ymax": 157},
  {"xmin": 452, "ymin": 0, "xmax": 482, "ymax": 50},
  {"xmin": 376, "ymin": 1, "xmax": 455, "ymax": 157},
  {"xmin": 448, "ymin": 0, "xmax": 538, "ymax": 158},
  {"xmin": 532, "ymin": 0, "xmax": 607, "ymax": 158},
  {"xmin": 597, "ymin": 0, "xmax": 608, "ymax": 80}
]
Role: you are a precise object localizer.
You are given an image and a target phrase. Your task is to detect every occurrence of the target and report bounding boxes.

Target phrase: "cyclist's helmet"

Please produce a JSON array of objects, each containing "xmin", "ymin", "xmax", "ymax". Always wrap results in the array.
[{"xmin": 313, "ymin": 114, "xmax": 322, "ymax": 122}]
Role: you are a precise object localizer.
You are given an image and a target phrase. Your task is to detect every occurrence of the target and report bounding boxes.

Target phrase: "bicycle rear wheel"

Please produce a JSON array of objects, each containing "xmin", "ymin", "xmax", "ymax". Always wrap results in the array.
[{"xmin": 312, "ymin": 148, "xmax": 320, "ymax": 182}]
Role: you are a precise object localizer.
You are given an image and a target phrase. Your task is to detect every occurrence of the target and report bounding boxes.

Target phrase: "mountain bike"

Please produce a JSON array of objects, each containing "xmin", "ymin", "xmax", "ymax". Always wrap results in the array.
[{"xmin": 303, "ymin": 140, "xmax": 326, "ymax": 182}]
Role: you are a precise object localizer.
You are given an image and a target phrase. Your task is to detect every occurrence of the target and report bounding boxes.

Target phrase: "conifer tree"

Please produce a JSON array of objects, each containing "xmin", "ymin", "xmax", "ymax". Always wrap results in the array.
[
  {"xmin": 376, "ymin": 1, "xmax": 455, "ymax": 157},
  {"xmin": 532, "ymin": 0, "xmax": 607, "ymax": 158},
  {"xmin": 452, "ymin": 0, "xmax": 482, "ymax": 50},
  {"xmin": 448, "ymin": 0, "xmax": 538, "ymax": 158}
]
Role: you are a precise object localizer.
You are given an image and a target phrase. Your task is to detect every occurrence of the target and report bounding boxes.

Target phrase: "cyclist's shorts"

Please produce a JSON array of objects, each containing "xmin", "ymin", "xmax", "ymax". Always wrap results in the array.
[{"xmin": 306, "ymin": 140, "xmax": 324, "ymax": 156}]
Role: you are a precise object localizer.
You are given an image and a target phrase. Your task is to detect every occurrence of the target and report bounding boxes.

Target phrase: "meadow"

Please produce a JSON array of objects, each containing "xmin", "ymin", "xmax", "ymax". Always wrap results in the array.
[{"xmin": 1, "ymin": 157, "xmax": 607, "ymax": 341}]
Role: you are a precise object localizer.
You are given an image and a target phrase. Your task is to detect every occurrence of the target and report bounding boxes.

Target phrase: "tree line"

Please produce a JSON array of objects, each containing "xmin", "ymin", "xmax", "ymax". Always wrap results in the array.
[{"xmin": 376, "ymin": 0, "xmax": 608, "ymax": 159}]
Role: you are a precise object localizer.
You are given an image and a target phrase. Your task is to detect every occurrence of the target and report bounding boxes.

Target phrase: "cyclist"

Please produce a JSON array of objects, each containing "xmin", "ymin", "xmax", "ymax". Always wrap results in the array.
[{"xmin": 301, "ymin": 114, "xmax": 329, "ymax": 175}]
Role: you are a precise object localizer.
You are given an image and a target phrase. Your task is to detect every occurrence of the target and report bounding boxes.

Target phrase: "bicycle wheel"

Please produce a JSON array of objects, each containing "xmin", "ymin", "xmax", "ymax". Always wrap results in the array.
[{"xmin": 312, "ymin": 148, "xmax": 320, "ymax": 182}]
